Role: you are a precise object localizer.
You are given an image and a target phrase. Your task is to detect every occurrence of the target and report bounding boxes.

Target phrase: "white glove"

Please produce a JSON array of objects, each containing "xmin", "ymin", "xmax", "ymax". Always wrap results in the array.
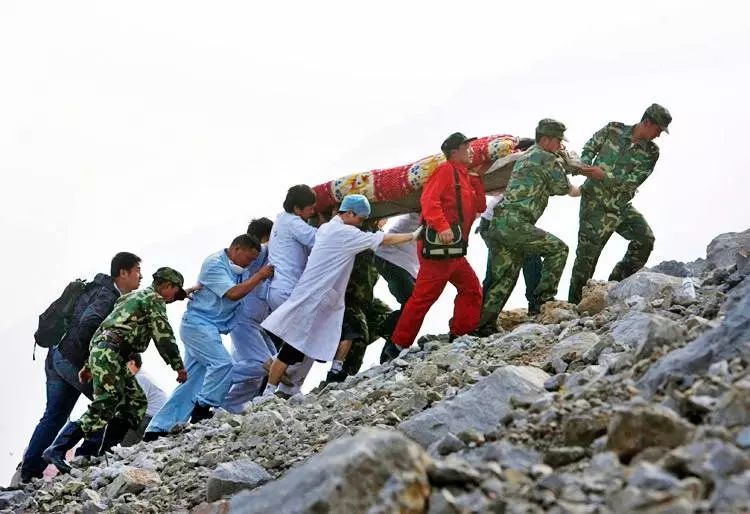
[{"xmin": 411, "ymin": 226, "xmax": 423, "ymax": 241}]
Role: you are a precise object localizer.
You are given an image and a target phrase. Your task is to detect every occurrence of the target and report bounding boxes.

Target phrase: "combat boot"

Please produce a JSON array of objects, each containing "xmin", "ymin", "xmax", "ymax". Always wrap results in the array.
[
  {"xmin": 42, "ymin": 421, "xmax": 84, "ymax": 474},
  {"xmin": 98, "ymin": 418, "xmax": 131, "ymax": 454},
  {"xmin": 190, "ymin": 402, "xmax": 213, "ymax": 423}
]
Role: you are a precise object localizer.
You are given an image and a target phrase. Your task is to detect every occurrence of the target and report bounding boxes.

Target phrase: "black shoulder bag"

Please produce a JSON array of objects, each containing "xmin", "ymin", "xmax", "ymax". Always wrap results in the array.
[{"xmin": 421, "ymin": 165, "xmax": 468, "ymax": 259}]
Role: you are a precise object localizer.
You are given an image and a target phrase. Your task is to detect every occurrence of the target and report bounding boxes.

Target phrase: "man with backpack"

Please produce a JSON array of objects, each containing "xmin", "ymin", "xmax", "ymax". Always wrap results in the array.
[{"xmin": 21, "ymin": 252, "xmax": 142, "ymax": 483}]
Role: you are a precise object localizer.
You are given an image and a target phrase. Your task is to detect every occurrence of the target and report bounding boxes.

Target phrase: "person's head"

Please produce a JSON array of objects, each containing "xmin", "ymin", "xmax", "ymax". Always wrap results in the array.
[
  {"xmin": 441, "ymin": 132, "xmax": 476, "ymax": 165},
  {"xmin": 638, "ymin": 103, "xmax": 672, "ymax": 140},
  {"xmin": 338, "ymin": 194, "xmax": 371, "ymax": 227},
  {"xmin": 247, "ymin": 217, "xmax": 273, "ymax": 244},
  {"xmin": 111, "ymin": 252, "xmax": 142, "ymax": 294},
  {"xmin": 126, "ymin": 353, "xmax": 142, "ymax": 375},
  {"xmin": 151, "ymin": 267, "xmax": 186, "ymax": 303},
  {"xmin": 283, "ymin": 185, "xmax": 317, "ymax": 220},
  {"xmin": 535, "ymin": 118, "xmax": 567, "ymax": 153},
  {"xmin": 227, "ymin": 234, "xmax": 261, "ymax": 269}
]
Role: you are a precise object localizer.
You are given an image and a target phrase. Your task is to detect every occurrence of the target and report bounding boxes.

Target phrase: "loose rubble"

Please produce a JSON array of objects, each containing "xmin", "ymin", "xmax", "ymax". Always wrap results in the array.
[{"xmin": 3, "ymin": 228, "xmax": 750, "ymax": 513}]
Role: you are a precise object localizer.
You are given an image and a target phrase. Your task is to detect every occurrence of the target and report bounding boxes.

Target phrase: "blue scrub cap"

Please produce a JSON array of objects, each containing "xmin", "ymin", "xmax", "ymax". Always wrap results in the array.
[{"xmin": 339, "ymin": 194, "xmax": 371, "ymax": 218}]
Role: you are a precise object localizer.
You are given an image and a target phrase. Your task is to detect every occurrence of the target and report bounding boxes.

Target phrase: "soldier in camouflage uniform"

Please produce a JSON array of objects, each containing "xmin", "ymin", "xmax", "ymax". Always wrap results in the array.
[
  {"xmin": 43, "ymin": 267, "xmax": 189, "ymax": 474},
  {"xmin": 476, "ymin": 119, "xmax": 602, "ymax": 335},
  {"xmin": 568, "ymin": 104, "xmax": 672, "ymax": 304}
]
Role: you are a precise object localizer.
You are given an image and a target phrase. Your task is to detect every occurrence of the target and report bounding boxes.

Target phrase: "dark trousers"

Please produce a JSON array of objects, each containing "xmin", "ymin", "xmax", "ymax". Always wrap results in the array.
[
  {"xmin": 22, "ymin": 348, "xmax": 93, "ymax": 479},
  {"xmin": 479, "ymin": 218, "xmax": 543, "ymax": 309},
  {"xmin": 374, "ymin": 256, "xmax": 416, "ymax": 361}
]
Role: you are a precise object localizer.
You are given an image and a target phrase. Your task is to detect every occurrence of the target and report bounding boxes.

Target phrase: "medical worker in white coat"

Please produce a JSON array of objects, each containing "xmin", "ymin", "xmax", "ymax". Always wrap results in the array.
[{"xmin": 261, "ymin": 194, "xmax": 421, "ymax": 395}]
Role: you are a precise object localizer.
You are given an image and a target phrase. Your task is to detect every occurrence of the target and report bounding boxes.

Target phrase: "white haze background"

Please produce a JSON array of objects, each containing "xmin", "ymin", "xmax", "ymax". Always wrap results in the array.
[{"xmin": 1, "ymin": 0, "xmax": 748, "ymax": 483}]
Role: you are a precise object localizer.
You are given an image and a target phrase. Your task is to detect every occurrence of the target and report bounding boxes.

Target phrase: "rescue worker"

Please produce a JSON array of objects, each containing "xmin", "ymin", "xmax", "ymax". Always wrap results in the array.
[
  {"xmin": 568, "ymin": 104, "xmax": 672, "ymax": 304},
  {"xmin": 261, "ymin": 194, "xmax": 419, "ymax": 395},
  {"xmin": 391, "ymin": 132, "xmax": 486, "ymax": 349},
  {"xmin": 42, "ymin": 267, "xmax": 190, "ymax": 474},
  {"xmin": 476, "ymin": 119, "xmax": 603, "ymax": 335}
]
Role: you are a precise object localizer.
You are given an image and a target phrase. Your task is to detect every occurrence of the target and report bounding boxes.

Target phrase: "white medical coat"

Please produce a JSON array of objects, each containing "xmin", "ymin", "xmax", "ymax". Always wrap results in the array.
[{"xmin": 261, "ymin": 216, "xmax": 385, "ymax": 361}]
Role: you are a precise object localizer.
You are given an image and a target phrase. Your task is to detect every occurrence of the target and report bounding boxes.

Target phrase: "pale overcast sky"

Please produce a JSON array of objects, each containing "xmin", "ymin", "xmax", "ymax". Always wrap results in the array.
[{"xmin": 1, "ymin": 0, "xmax": 748, "ymax": 482}]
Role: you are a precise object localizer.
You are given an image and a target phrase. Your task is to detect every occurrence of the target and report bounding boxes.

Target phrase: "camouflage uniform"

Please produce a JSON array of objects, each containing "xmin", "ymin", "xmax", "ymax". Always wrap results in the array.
[
  {"xmin": 568, "ymin": 104, "xmax": 671, "ymax": 304},
  {"xmin": 341, "ymin": 248, "xmax": 393, "ymax": 376},
  {"xmin": 77, "ymin": 285, "xmax": 184, "ymax": 435},
  {"xmin": 478, "ymin": 120, "xmax": 572, "ymax": 332}
]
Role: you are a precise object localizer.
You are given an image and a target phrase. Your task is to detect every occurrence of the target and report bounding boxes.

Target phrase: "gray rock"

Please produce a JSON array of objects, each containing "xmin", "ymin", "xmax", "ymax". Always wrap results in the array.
[
  {"xmin": 710, "ymin": 378, "xmax": 750, "ymax": 428},
  {"xmin": 606, "ymin": 404, "xmax": 694, "ymax": 461},
  {"xmin": 563, "ymin": 412, "xmax": 609, "ymax": 446},
  {"xmin": 638, "ymin": 278, "xmax": 750, "ymax": 396},
  {"xmin": 206, "ymin": 458, "xmax": 271, "ymax": 502},
  {"xmin": 428, "ymin": 458, "xmax": 481, "ymax": 486},
  {"xmin": 474, "ymin": 440, "xmax": 542, "ymax": 472},
  {"xmin": 544, "ymin": 373, "xmax": 568, "ymax": 391},
  {"xmin": 436, "ymin": 433, "xmax": 467, "ymax": 456},
  {"xmin": 628, "ymin": 462, "xmax": 680, "ymax": 490},
  {"xmin": 543, "ymin": 446, "xmax": 586, "ymax": 467},
  {"xmin": 426, "ymin": 489, "xmax": 460, "ymax": 514},
  {"xmin": 0, "ymin": 490, "xmax": 27, "ymax": 509},
  {"xmin": 705, "ymin": 228, "xmax": 750, "ymax": 271},
  {"xmin": 106, "ymin": 467, "xmax": 162, "ymax": 498},
  {"xmin": 223, "ymin": 428, "xmax": 431, "ymax": 514},
  {"xmin": 399, "ymin": 365, "xmax": 548, "ymax": 447},
  {"xmin": 549, "ymin": 332, "xmax": 600, "ymax": 365},
  {"xmin": 608, "ymin": 271, "xmax": 684, "ymax": 304},
  {"xmin": 609, "ymin": 312, "xmax": 686, "ymax": 359},
  {"xmin": 663, "ymin": 438, "xmax": 750, "ymax": 482},
  {"xmin": 650, "ymin": 260, "xmax": 690, "ymax": 278},
  {"xmin": 710, "ymin": 470, "xmax": 750, "ymax": 511},
  {"xmin": 735, "ymin": 426, "xmax": 750, "ymax": 448}
]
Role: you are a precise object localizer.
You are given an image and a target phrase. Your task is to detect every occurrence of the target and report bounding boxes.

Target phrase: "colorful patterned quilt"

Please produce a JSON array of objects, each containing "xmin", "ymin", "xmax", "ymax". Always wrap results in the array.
[{"xmin": 313, "ymin": 135, "xmax": 525, "ymax": 218}]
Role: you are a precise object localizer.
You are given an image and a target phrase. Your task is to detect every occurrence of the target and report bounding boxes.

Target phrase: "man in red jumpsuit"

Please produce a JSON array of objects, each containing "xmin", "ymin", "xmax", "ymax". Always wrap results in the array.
[{"xmin": 391, "ymin": 132, "xmax": 486, "ymax": 349}]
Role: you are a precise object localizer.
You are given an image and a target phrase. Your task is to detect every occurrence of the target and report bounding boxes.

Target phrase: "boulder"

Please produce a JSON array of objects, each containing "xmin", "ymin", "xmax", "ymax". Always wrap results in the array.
[
  {"xmin": 538, "ymin": 301, "xmax": 578, "ymax": 324},
  {"xmin": 608, "ymin": 312, "xmax": 686, "ymax": 359},
  {"xmin": 0, "ymin": 490, "xmax": 27, "ymax": 509},
  {"xmin": 650, "ymin": 260, "xmax": 690, "ymax": 278},
  {"xmin": 710, "ymin": 470, "xmax": 750, "ymax": 511},
  {"xmin": 608, "ymin": 271, "xmax": 684, "ymax": 304},
  {"xmin": 497, "ymin": 309, "xmax": 529, "ymax": 331},
  {"xmin": 548, "ymin": 332, "xmax": 600, "ymax": 366},
  {"xmin": 710, "ymin": 377, "xmax": 750, "ymax": 428},
  {"xmin": 606, "ymin": 404, "xmax": 694, "ymax": 461},
  {"xmin": 562, "ymin": 412, "xmax": 610, "ymax": 446},
  {"xmin": 705, "ymin": 228, "xmax": 750, "ymax": 271},
  {"xmin": 627, "ymin": 462, "xmax": 681, "ymax": 491},
  {"xmin": 221, "ymin": 429, "xmax": 430, "ymax": 514},
  {"xmin": 106, "ymin": 467, "xmax": 162, "ymax": 498},
  {"xmin": 577, "ymin": 280, "xmax": 612, "ymax": 315},
  {"xmin": 399, "ymin": 366, "xmax": 548, "ymax": 447},
  {"xmin": 206, "ymin": 459, "xmax": 272, "ymax": 502},
  {"xmin": 663, "ymin": 438, "xmax": 750, "ymax": 483},
  {"xmin": 638, "ymin": 278, "xmax": 750, "ymax": 396}
]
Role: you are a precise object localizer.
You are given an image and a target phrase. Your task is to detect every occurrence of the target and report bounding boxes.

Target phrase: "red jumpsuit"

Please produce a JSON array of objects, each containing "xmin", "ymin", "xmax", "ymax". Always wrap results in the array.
[{"xmin": 391, "ymin": 160, "xmax": 485, "ymax": 347}]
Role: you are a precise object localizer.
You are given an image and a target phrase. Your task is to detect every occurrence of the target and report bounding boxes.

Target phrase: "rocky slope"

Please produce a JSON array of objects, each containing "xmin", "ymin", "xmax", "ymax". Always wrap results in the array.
[{"xmin": 2, "ymin": 228, "xmax": 749, "ymax": 514}]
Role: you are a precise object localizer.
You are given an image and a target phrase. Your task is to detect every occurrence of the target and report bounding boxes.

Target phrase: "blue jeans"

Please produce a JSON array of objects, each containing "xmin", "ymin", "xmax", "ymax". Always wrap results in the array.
[
  {"xmin": 21, "ymin": 348, "xmax": 93, "ymax": 479},
  {"xmin": 147, "ymin": 319, "xmax": 233, "ymax": 433},
  {"xmin": 222, "ymin": 318, "xmax": 276, "ymax": 413}
]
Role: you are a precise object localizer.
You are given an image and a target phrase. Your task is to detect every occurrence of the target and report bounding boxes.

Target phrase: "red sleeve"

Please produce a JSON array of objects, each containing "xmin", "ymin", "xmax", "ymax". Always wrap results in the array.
[
  {"xmin": 469, "ymin": 174, "xmax": 486, "ymax": 214},
  {"xmin": 420, "ymin": 163, "xmax": 452, "ymax": 233}
]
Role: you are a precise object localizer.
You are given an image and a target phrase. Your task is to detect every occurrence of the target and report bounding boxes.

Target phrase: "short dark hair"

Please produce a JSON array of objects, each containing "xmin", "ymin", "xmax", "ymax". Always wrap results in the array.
[
  {"xmin": 128, "ymin": 353, "xmax": 142, "ymax": 368},
  {"xmin": 283, "ymin": 185, "xmax": 317, "ymax": 214},
  {"xmin": 247, "ymin": 217, "xmax": 273, "ymax": 241},
  {"xmin": 111, "ymin": 252, "xmax": 141, "ymax": 278},
  {"xmin": 230, "ymin": 234, "xmax": 261, "ymax": 251}
]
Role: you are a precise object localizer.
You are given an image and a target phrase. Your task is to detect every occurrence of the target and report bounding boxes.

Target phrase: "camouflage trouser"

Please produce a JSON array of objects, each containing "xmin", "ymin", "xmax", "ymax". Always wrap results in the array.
[
  {"xmin": 77, "ymin": 345, "xmax": 147, "ymax": 436},
  {"xmin": 478, "ymin": 216, "xmax": 568, "ymax": 331},
  {"xmin": 568, "ymin": 194, "xmax": 655, "ymax": 304},
  {"xmin": 342, "ymin": 298, "xmax": 393, "ymax": 376}
]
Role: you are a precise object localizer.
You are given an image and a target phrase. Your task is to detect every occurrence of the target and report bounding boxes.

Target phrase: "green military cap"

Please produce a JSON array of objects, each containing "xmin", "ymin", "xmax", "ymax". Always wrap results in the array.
[
  {"xmin": 441, "ymin": 132, "xmax": 477, "ymax": 154},
  {"xmin": 153, "ymin": 267, "xmax": 187, "ymax": 300},
  {"xmin": 643, "ymin": 103, "xmax": 672, "ymax": 133},
  {"xmin": 535, "ymin": 118, "xmax": 568, "ymax": 141}
]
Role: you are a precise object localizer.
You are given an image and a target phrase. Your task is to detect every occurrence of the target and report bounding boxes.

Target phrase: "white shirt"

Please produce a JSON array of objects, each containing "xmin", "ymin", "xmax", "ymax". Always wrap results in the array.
[
  {"xmin": 480, "ymin": 194, "xmax": 504, "ymax": 221},
  {"xmin": 374, "ymin": 213, "xmax": 421, "ymax": 279},
  {"xmin": 266, "ymin": 212, "xmax": 317, "ymax": 311},
  {"xmin": 262, "ymin": 216, "xmax": 385, "ymax": 361},
  {"xmin": 135, "ymin": 370, "xmax": 168, "ymax": 417}
]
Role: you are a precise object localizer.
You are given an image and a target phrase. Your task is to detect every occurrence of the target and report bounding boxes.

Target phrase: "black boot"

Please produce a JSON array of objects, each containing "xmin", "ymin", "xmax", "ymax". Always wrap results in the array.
[
  {"xmin": 380, "ymin": 341, "xmax": 401, "ymax": 363},
  {"xmin": 190, "ymin": 402, "xmax": 213, "ymax": 424},
  {"xmin": 42, "ymin": 421, "xmax": 84, "ymax": 474},
  {"xmin": 325, "ymin": 368, "xmax": 348, "ymax": 384},
  {"xmin": 98, "ymin": 418, "xmax": 131, "ymax": 454},
  {"xmin": 142, "ymin": 431, "xmax": 168, "ymax": 442}
]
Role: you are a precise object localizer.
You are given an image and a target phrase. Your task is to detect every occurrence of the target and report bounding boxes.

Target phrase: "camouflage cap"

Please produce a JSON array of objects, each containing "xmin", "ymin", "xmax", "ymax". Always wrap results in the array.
[
  {"xmin": 643, "ymin": 103, "xmax": 671, "ymax": 133},
  {"xmin": 535, "ymin": 118, "xmax": 568, "ymax": 141},
  {"xmin": 441, "ymin": 132, "xmax": 477, "ymax": 155},
  {"xmin": 152, "ymin": 267, "xmax": 187, "ymax": 300}
]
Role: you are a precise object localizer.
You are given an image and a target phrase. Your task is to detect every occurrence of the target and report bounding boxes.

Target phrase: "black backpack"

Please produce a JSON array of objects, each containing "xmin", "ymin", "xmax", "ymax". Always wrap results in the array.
[{"xmin": 33, "ymin": 279, "xmax": 90, "ymax": 358}]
